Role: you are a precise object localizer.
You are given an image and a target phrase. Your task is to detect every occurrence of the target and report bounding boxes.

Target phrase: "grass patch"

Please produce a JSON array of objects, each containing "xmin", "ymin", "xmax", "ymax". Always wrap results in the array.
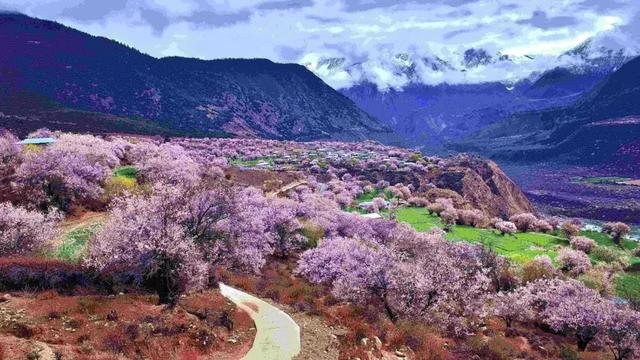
[
  {"xmin": 615, "ymin": 272, "xmax": 640, "ymax": 302},
  {"xmin": 113, "ymin": 166, "xmax": 138, "ymax": 179},
  {"xmin": 355, "ymin": 189, "xmax": 393, "ymax": 202},
  {"xmin": 229, "ymin": 157, "xmax": 274, "ymax": 167},
  {"xmin": 396, "ymin": 206, "xmax": 640, "ymax": 301},
  {"xmin": 396, "ymin": 207, "xmax": 566, "ymax": 264},
  {"xmin": 55, "ymin": 224, "xmax": 100, "ymax": 262},
  {"xmin": 572, "ymin": 176, "xmax": 632, "ymax": 185}
]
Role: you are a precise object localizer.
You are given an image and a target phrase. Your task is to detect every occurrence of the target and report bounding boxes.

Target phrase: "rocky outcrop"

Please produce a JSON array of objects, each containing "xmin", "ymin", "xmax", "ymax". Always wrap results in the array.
[{"xmin": 428, "ymin": 155, "xmax": 536, "ymax": 218}]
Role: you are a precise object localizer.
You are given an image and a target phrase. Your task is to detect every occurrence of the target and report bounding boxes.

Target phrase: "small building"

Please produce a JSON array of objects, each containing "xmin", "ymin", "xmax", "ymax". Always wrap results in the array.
[
  {"xmin": 17, "ymin": 137, "xmax": 56, "ymax": 146},
  {"xmin": 360, "ymin": 213, "xmax": 383, "ymax": 219}
]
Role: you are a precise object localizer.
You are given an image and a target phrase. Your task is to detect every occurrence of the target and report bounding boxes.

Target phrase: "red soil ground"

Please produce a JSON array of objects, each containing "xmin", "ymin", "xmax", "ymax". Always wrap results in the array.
[{"xmin": 0, "ymin": 290, "xmax": 255, "ymax": 360}]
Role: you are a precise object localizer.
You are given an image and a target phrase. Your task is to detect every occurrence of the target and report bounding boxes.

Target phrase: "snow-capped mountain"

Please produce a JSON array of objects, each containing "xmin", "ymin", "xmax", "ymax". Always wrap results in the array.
[
  {"xmin": 304, "ymin": 38, "xmax": 639, "ymax": 151},
  {"xmin": 302, "ymin": 48, "xmax": 539, "ymax": 90}
]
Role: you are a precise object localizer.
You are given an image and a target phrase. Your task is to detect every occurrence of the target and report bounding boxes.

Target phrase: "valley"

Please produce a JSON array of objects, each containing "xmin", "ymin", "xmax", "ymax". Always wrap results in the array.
[{"xmin": 0, "ymin": 5, "xmax": 639, "ymax": 360}]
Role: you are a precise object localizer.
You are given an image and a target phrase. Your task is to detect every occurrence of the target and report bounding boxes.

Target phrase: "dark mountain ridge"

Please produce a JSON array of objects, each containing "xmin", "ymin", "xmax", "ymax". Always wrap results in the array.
[
  {"xmin": 454, "ymin": 55, "xmax": 640, "ymax": 167},
  {"xmin": 0, "ymin": 13, "xmax": 396, "ymax": 142}
]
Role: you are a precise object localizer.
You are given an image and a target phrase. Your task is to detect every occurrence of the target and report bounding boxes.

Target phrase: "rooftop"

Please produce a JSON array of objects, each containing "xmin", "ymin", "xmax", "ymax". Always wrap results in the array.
[{"xmin": 18, "ymin": 137, "xmax": 56, "ymax": 145}]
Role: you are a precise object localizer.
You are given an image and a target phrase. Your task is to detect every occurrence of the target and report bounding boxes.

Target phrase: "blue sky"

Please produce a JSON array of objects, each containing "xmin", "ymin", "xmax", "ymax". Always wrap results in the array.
[{"xmin": 2, "ymin": 0, "xmax": 639, "ymax": 88}]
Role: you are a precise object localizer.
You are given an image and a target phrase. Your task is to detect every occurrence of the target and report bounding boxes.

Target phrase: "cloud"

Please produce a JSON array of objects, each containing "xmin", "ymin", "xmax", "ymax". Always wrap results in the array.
[
  {"xmin": 517, "ymin": 10, "xmax": 578, "ymax": 29},
  {"xmin": 1, "ymin": 0, "xmax": 639, "ymax": 89},
  {"xmin": 61, "ymin": 0, "xmax": 128, "ymax": 21},
  {"xmin": 257, "ymin": 0, "xmax": 314, "ymax": 11}
]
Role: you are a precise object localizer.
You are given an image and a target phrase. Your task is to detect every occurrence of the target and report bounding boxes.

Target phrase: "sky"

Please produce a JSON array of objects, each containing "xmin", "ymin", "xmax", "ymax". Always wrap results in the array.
[{"xmin": 1, "ymin": 0, "xmax": 639, "ymax": 89}]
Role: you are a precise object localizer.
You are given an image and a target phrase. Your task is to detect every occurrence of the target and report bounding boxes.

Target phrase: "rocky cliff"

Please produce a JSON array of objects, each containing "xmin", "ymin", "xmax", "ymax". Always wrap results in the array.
[{"xmin": 427, "ymin": 155, "xmax": 536, "ymax": 218}]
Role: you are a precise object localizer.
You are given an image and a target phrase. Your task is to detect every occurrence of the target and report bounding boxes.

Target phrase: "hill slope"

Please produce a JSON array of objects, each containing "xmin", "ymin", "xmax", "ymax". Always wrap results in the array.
[{"xmin": 0, "ymin": 13, "xmax": 395, "ymax": 142}]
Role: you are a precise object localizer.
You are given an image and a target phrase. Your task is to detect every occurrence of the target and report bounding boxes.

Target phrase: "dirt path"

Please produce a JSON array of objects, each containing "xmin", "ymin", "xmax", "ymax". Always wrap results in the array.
[
  {"xmin": 52, "ymin": 211, "xmax": 107, "ymax": 248},
  {"xmin": 219, "ymin": 283, "xmax": 301, "ymax": 360},
  {"xmin": 267, "ymin": 180, "xmax": 308, "ymax": 197}
]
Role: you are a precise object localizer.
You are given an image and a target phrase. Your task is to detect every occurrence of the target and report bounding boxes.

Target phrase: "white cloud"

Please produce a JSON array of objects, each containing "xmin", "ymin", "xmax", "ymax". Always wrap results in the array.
[{"xmin": 1, "ymin": 0, "xmax": 639, "ymax": 88}]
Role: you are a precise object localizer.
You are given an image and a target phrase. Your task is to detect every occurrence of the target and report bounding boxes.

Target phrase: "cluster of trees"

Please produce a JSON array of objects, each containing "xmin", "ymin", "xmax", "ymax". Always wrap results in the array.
[
  {"xmin": 296, "ymin": 219, "xmax": 640, "ymax": 356},
  {"xmin": 297, "ymin": 225, "xmax": 492, "ymax": 337},
  {"xmin": 0, "ymin": 202, "xmax": 61, "ymax": 256},
  {"xmin": 1, "ymin": 129, "xmax": 639, "ymax": 358},
  {"xmin": 494, "ymin": 278, "xmax": 640, "ymax": 356}
]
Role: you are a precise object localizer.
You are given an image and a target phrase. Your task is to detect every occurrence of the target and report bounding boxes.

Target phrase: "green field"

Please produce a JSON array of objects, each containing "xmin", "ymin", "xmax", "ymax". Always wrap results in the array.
[
  {"xmin": 229, "ymin": 157, "xmax": 274, "ymax": 167},
  {"xmin": 54, "ymin": 224, "xmax": 101, "ymax": 263},
  {"xmin": 394, "ymin": 206, "xmax": 640, "ymax": 301},
  {"xmin": 571, "ymin": 176, "xmax": 632, "ymax": 185},
  {"xmin": 113, "ymin": 165, "xmax": 138, "ymax": 179},
  {"xmin": 396, "ymin": 207, "xmax": 566, "ymax": 264}
]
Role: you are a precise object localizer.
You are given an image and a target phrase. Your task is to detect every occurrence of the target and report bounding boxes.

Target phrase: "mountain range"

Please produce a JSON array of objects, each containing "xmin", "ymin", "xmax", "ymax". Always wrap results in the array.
[
  {"xmin": 453, "ymin": 54, "xmax": 640, "ymax": 170},
  {"xmin": 2, "ymin": 12, "xmax": 640, "ymax": 172},
  {"xmin": 315, "ymin": 39, "xmax": 635, "ymax": 152},
  {"xmin": 0, "ymin": 13, "xmax": 396, "ymax": 142}
]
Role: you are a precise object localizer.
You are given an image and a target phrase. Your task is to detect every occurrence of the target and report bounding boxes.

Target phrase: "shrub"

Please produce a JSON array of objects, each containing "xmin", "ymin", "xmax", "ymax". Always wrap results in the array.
[
  {"xmin": 578, "ymin": 265, "xmax": 614, "ymax": 296},
  {"xmin": 458, "ymin": 209, "xmax": 487, "ymax": 228},
  {"xmin": 557, "ymin": 248, "xmax": 592, "ymax": 276},
  {"xmin": 0, "ymin": 202, "xmax": 61, "ymax": 256},
  {"xmin": 570, "ymin": 236, "xmax": 597, "ymax": 253},
  {"xmin": 494, "ymin": 221, "xmax": 516, "ymax": 236},
  {"xmin": 102, "ymin": 333, "xmax": 127, "ymax": 354},
  {"xmin": 509, "ymin": 213, "xmax": 538, "ymax": 232},
  {"xmin": 300, "ymin": 221, "xmax": 325, "ymax": 249},
  {"xmin": 561, "ymin": 220, "xmax": 581, "ymax": 238},
  {"xmin": 0, "ymin": 257, "xmax": 140, "ymax": 295},
  {"xmin": 591, "ymin": 246, "xmax": 629, "ymax": 269},
  {"xmin": 558, "ymin": 345, "xmax": 579, "ymax": 360},
  {"xmin": 602, "ymin": 222, "xmax": 631, "ymax": 246},
  {"xmin": 521, "ymin": 256, "xmax": 556, "ymax": 283},
  {"xmin": 103, "ymin": 176, "xmax": 138, "ymax": 199}
]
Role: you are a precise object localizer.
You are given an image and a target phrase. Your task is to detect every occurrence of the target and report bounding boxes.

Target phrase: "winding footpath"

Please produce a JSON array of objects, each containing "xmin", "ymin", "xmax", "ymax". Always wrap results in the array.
[{"xmin": 219, "ymin": 283, "xmax": 301, "ymax": 360}]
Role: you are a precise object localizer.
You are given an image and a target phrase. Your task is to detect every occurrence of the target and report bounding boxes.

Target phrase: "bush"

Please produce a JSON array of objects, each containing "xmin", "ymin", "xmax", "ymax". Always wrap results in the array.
[
  {"xmin": 569, "ymin": 236, "xmax": 597, "ymax": 253},
  {"xmin": 0, "ymin": 257, "xmax": 91, "ymax": 294},
  {"xmin": 509, "ymin": 213, "xmax": 538, "ymax": 232},
  {"xmin": 578, "ymin": 265, "xmax": 614, "ymax": 296},
  {"xmin": 521, "ymin": 256, "xmax": 556, "ymax": 283},
  {"xmin": 558, "ymin": 345, "xmax": 579, "ymax": 360},
  {"xmin": 591, "ymin": 246, "xmax": 629, "ymax": 269},
  {"xmin": 300, "ymin": 221, "xmax": 324, "ymax": 249},
  {"xmin": 556, "ymin": 248, "xmax": 591, "ymax": 276},
  {"xmin": 103, "ymin": 176, "xmax": 139, "ymax": 199},
  {"xmin": 0, "ymin": 257, "xmax": 146, "ymax": 296},
  {"xmin": 102, "ymin": 333, "xmax": 127, "ymax": 354},
  {"xmin": 561, "ymin": 220, "xmax": 580, "ymax": 238}
]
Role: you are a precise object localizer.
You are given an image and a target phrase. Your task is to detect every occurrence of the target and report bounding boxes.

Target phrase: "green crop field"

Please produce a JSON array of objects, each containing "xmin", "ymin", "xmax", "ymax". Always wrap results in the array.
[
  {"xmin": 394, "ymin": 206, "xmax": 640, "ymax": 301},
  {"xmin": 396, "ymin": 207, "xmax": 566, "ymax": 263}
]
